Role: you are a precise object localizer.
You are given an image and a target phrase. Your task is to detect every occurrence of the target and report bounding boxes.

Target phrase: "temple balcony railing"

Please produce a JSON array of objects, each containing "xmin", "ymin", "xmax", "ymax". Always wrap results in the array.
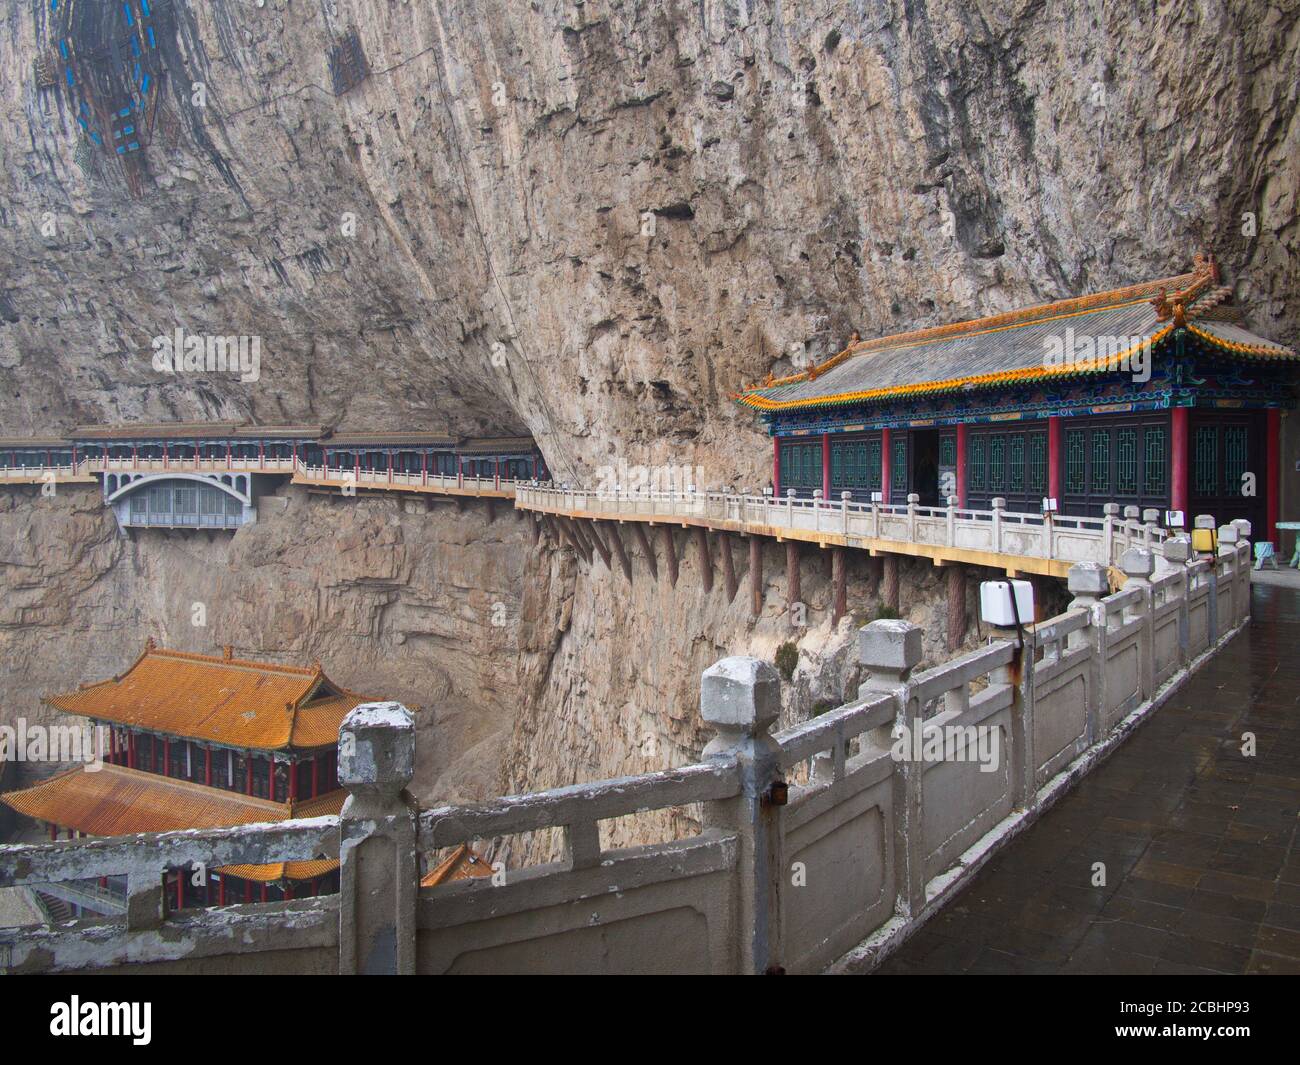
[
  {"xmin": 292, "ymin": 462, "xmax": 524, "ymax": 497},
  {"xmin": 0, "ymin": 535, "xmax": 1252, "ymax": 975},
  {"xmin": 516, "ymin": 485, "xmax": 1172, "ymax": 571}
]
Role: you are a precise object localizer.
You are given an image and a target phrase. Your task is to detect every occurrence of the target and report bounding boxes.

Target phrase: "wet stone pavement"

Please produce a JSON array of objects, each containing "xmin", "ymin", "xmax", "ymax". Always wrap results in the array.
[{"xmin": 878, "ymin": 583, "xmax": 1300, "ymax": 975}]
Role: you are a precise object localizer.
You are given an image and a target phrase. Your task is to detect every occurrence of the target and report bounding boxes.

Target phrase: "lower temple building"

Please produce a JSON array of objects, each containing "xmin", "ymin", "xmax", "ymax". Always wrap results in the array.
[
  {"xmin": 736, "ymin": 254, "xmax": 1298, "ymax": 543},
  {"xmin": 0, "ymin": 641, "xmax": 370, "ymax": 914}
]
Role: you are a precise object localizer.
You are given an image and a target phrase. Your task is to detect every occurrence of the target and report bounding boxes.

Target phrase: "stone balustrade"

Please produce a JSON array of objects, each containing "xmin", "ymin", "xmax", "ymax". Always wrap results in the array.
[
  {"xmin": 0, "ymin": 537, "xmax": 1252, "ymax": 975},
  {"xmin": 515, "ymin": 485, "xmax": 1167, "ymax": 571}
]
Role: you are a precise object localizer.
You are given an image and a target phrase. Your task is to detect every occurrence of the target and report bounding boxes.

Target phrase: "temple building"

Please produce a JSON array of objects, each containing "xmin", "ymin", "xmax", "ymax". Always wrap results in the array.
[
  {"xmin": 0, "ymin": 641, "xmax": 369, "ymax": 913},
  {"xmin": 736, "ymin": 254, "xmax": 1298, "ymax": 544}
]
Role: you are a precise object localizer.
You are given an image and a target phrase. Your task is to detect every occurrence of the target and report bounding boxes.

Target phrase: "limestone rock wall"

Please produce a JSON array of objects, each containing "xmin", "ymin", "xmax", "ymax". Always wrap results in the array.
[
  {"xmin": 1, "ymin": 1, "xmax": 1295, "ymax": 484},
  {"xmin": 0, "ymin": 483, "xmax": 532, "ymax": 806}
]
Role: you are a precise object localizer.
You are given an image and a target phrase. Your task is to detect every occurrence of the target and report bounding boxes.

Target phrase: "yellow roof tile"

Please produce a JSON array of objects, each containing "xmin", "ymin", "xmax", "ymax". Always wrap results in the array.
[{"xmin": 46, "ymin": 642, "xmax": 368, "ymax": 751}]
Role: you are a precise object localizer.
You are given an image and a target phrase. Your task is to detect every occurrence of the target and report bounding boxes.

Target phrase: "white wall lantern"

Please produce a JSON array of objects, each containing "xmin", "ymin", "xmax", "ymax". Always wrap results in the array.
[
  {"xmin": 979, "ymin": 579, "xmax": 1034, "ymax": 628},
  {"xmin": 870, "ymin": 491, "xmax": 884, "ymax": 503},
  {"xmin": 1042, "ymin": 497, "xmax": 1059, "ymax": 513},
  {"xmin": 1165, "ymin": 510, "xmax": 1185, "ymax": 529}
]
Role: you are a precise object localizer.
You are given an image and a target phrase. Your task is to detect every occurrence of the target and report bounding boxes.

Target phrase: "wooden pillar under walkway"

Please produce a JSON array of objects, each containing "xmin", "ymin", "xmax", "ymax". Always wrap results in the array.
[
  {"xmin": 720, "ymin": 532, "xmax": 738, "ymax": 602},
  {"xmin": 605, "ymin": 522, "xmax": 632, "ymax": 581},
  {"xmin": 882, "ymin": 554, "xmax": 899, "ymax": 612},
  {"xmin": 786, "ymin": 540, "xmax": 801, "ymax": 612},
  {"xmin": 632, "ymin": 522, "xmax": 658, "ymax": 579},
  {"xmin": 946, "ymin": 563, "xmax": 966, "ymax": 651},
  {"xmin": 584, "ymin": 520, "xmax": 612, "ymax": 569},
  {"xmin": 662, "ymin": 526, "xmax": 678, "ymax": 587},
  {"xmin": 749, "ymin": 536, "xmax": 763, "ymax": 617},
  {"xmin": 832, "ymin": 547, "xmax": 847, "ymax": 626},
  {"xmin": 694, "ymin": 527, "xmax": 713, "ymax": 592}
]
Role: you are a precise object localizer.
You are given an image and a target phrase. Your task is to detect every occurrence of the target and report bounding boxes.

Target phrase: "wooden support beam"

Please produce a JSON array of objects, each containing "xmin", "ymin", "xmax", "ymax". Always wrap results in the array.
[
  {"xmin": 786, "ymin": 540, "xmax": 801, "ymax": 612},
  {"xmin": 583, "ymin": 520, "xmax": 612, "ymax": 569},
  {"xmin": 632, "ymin": 522, "xmax": 658, "ymax": 580},
  {"xmin": 946, "ymin": 563, "xmax": 966, "ymax": 651},
  {"xmin": 695, "ymin": 526, "xmax": 713, "ymax": 593},
  {"xmin": 561, "ymin": 517, "xmax": 591, "ymax": 563},
  {"xmin": 605, "ymin": 522, "xmax": 632, "ymax": 581},
  {"xmin": 663, "ymin": 526, "xmax": 679, "ymax": 587},
  {"xmin": 750, "ymin": 535, "xmax": 763, "ymax": 617},
  {"xmin": 832, "ymin": 547, "xmax": 847, "ymax": 626},
  {"xmin": 720, "ymin": 532, "xmax": 738, "ymax": 602},
  {"xmin": 882, "ymin": 554, "xmax": 899, "ymax": 612},
  {"xmin": 529, "ymin": 514, "xmax": 540, "ymax": 546}
]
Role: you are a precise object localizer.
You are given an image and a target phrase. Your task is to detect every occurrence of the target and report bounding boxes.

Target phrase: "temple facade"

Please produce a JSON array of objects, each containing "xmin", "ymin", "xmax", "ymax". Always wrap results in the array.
[
  {"xmin": 736, "ymin": 255, "xmax": 1297, "ymax": 544},
  {"xmin": 0, "ymin": 642, "xmax": 372, "ymax": 912}
]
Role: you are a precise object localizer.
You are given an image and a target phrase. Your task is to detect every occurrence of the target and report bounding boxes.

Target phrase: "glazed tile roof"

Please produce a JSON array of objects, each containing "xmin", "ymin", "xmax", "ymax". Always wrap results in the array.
[
  {"xmin": 420, "ymin": 843, "xmax": 494, "ymax": 887},
  {"xmin": 736, "ymin": 257, "xmax": 1297, "ymax": 412},
  {"xmin": 323, "ymin": 430, "xmax": 457, "ymax": 447},
  {"xmin": 457, "ymin": 436, "xmax": 537, "ymax": 453},
  {"xmin": 45, "ymin": 642, "xmax": 368, "ymax": 752},
  {"xmin": 71, "ymin": 423, "xmax": 326, "ymax": 440},
  {"xmin": 0, "ymin": 765, "xmax": 344, "ymax": 884}
]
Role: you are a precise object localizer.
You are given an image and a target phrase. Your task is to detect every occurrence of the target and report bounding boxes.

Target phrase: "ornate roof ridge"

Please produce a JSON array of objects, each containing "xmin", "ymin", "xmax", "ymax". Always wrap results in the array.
[{"xmin": 739, "ymin": 255, "xmax": 1222, "ymax": 396}]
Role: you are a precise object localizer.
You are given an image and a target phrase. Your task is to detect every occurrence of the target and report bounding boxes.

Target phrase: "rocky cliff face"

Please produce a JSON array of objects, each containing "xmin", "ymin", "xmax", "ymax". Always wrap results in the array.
[
  {"xmin": 0, "ymin": 2, "xmax": 1294, "ymax": 848},
  {"xmin": 2, "ymin": 0, "xmax": 1295, "ymax": 478},
  {"xmin": 0, "ymin": 483, "xmax": 533, "ymax": 805}
]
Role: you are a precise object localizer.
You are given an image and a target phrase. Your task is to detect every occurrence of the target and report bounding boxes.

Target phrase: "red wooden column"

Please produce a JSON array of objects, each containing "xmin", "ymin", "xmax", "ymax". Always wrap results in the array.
[
  {"xmin": 1267, "ymin": 408, "xmax": 1281, "ymax": 546},
  {"xmin": 311, "ymin": 755, "xmax": 319, "ymax": 799},
  {"xmin": 289, "ymin": 759, "xmax": 299, "ymax": 801},
  {"xmin": 1047, "ymin": 416, "xmax": 1063, "ymax": 507},
  {"xmin": 772, "ymin": 437, "xmax": 782, "ymax": 494},
  {"xmin": 955, "ymin": 424, "xmax": 968, "ymax": 507},
  {"xmin": 246, "ymin": 751, "xmax": 254, "ymax": 796},
  {"xmin": 163, "ymin": 738, "xmax": 170, "ymax": 777},
  {"xmin": 204, "ymin": 747, "xmax": 212, "ymax": 787},
  {"xmin": 1171, "ymin": 407, "xmax": 1190, "ymax": 516},
  {"xmin": 821, "ymin": 433, "xmax": 831, "ymax": 500},
  {"xmin": 880, "ymin": 428, "xmax": 892, "ymax": 504},
  {"xmin": 128, "ymin": 731, "xmax": 136, "ymax": 769}
]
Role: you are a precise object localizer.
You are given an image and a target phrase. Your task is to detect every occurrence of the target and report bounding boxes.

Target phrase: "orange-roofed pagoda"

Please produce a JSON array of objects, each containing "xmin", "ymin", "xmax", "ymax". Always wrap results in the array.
[{"xmin": 0, "ymin": 640, "xmax": 370, "ymax": 911}]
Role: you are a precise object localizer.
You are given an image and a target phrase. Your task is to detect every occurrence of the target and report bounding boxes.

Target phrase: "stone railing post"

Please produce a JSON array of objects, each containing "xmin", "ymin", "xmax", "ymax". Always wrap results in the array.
[
  {"xmin": 1067, "ymin": 562, "xmax": 1109, "ymax": 746},
  {"xmin": 1217, "ymin": 525, "xmax": 1240, "ymax": 630},
  {"xmin": 338, "ymin": 702, "xmax": 418, "ymax": 976},
  {"xmin": 906, "ymin": 492, "xmax": 919, "ymax": 541},
  {"xmin": 813, "ymin": 489, "xmax": 824, "ymax": 532},
  {"xmin": 859, "ymin": 620, "xmax": 924, "ymax": 918},
  {"xmin": 946, "ymin": 494, "xmax": 957, "ymax": 546},
  {"xmin": 991, "ymin": 497, "xmax": 1005, "ymax": 553},
  {"xmin": 1142, "ymin": 508, "xmax": 1161, "ymax": 546},
  {"xmin": 1120, "ymin": 547, "xmax": 1155, "ymax": 699},
  {"xmin": 1194, "ymin": 515, "xmax": 1218, "ymax": 643},
  {"xmin": 841, "ymin": 490, "xmax": 851, "ymax": 536},
  {"xmin": 1162, "ymin": 537, "xmax": 1192, "ymax": 665},
  {"xmin": 700, "ymin": 657, "xmax": 784, "ymax": 975},
  {"xmin": 1123, "ymin": 504, "xmax": 1141, "ymax": 546},
  {"xmin": 1102, "ymin": 502, "xmax": 1120, "ymax": 563},
  {"xmin": 786, "ymin": 489, "xmax": 796, "ymax": 528}
]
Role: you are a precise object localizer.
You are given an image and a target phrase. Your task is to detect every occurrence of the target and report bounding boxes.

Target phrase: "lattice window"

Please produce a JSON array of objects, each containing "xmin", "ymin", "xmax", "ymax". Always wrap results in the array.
[
  {"xmin": 891, "ymin": 436, "xmax": 907, "ymax": 494},
  {"xmin": 1193, "ymin": 427, "xmax": 1218, "ymax": 496},
  {"xmin": 939, "ymin": 434, "xmax": 956, "ymax": 469},
  {"xmin": 1116, "ymin": 428, "xmax": 1138, "ymax": 495},
  {"xmin": 1008, "ymin": 435, "xmax": 1025, "ymax": 493},
  {"xmin": 1090, "ymin": 431, "xmax": 1111, "ymax": 494},
  {"xmin": 1065, "ymin": 430, "xmax": 1085, "ymax": 494},
  {"xmin": 1028, "ymin": 433, "xmax": 1047, "ymax": 494},
  {"xmin": 969, "ymin": 437, "xmax": 987, "ymax": 492},
  {"xmin": 1224, "ymin": 425, "xmax": 1249, "ymax": 498},
  {"xmin": 989, "ymin": 435, "xmax": 1006, "ymax": 493},
  {"xmin": 1143, "ymin": 428, "xmax": 1167, "ymax": 496},
  {"xmin": 867, "ymin": 439, "xmax": 882, "ymax": 491}
]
